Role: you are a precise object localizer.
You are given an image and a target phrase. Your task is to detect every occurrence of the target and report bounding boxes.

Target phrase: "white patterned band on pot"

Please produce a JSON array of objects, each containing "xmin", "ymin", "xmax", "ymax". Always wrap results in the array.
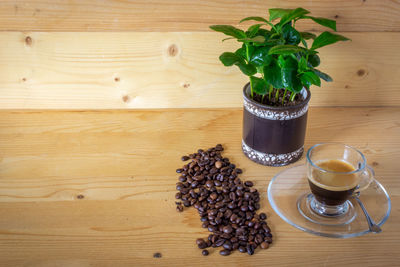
[
  {"xmin": 243, "ymin": 89, "xmax": 309, "ymax": 121},
  {"xmin": 242, "ymin": 140, "xmax": 304, "ymax": 167}
]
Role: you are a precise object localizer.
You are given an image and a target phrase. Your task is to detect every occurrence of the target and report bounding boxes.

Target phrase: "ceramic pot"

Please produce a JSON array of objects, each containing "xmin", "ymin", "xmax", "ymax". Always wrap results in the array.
[{"xmin": 242, "ymin": 83, "xmax": 311, "ymax": 166}]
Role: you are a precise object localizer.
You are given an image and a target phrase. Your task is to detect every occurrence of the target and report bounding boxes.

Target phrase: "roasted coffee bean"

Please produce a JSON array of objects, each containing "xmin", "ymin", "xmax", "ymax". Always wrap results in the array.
[
  {"xmin": 196, "ymin": 238, "xmax": 206, "ymax": 246},
  {"xmin": 222, "ymin": 225, "xmax": 232, "ymax": 234},
  {"xmin": 175, "ymin": 144, "xmax": 273, "ymax": 256},
  {"xmin": 265, "ymin": 237, "xmax": 273, "ymax": 244},
  {"xmin": 260, "ymin": 213, "xmax": 267, "ymax": 220},
  {"xmin": 205, "ymin": 180, "xmax": 214, "ymax": 188},
  {"xmin": 176, "ymin": 205, "xmax": 183, "ymax": 212},
  {"xmin": 238, "ymin": 246, "xmax": 246, "ymax": 253},
  {"xmin": 260, "ymin": 242, "xmax": 269, "ymax": 249},
  {"xmin": 220, "ymin": 249, "xmax": 231, "ymax": 256},
  {"xmin": 208, "ymin": 225, "xmax": 217, "ymax": 232},
  {"xmin": 215, "ymin": 238, "xmax": 225, "ymax": 247},
  {"xmin": 246, "ymin": 243, "xmax": 255, "ymax": 255},
  {"xmin": 197, "ymin": 239, "xmax": 207, "ymax": 249},
  {"xmin": 215, "ymin": 161, "xmax": 223, "ymax": 169},
  {"xmin": 223, "ymin": 240, "xmax": 233, "ymax": 250},
  {"xmin": 202, "ymin": 249, "xmax": 209, "ymax": 256},
  {"xmin": 244, "ymin": 181, "xmax": 254, "ymax": 187}
]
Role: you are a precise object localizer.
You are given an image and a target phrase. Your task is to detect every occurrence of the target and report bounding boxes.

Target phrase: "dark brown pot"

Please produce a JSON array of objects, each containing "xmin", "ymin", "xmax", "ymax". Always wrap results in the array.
[{"xmin": 242, "ymin": 83, "xmax": 311, "ymax": 166}]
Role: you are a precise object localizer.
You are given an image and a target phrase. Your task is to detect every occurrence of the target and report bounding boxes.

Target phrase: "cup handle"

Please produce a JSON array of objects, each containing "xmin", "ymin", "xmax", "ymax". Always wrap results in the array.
[{"xmin": 354, "ymin": 165, "xmax": 375, "ymax": 193}]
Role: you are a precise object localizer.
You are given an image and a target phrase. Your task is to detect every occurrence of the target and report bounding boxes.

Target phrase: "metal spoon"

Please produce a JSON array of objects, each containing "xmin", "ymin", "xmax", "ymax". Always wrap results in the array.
[{"xmin": 353, "ymin": 191, "xmax": 382, "ymax": 233}]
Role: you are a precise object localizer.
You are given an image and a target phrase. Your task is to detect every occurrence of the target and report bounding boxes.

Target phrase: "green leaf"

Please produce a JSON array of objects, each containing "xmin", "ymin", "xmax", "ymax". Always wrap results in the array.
[
  {"xmin": 299, "ymin": 57, "xmax": 308, "ymax": 72},
  {"xmin": 238, "ymin": 36, "xmax": 266, "ymax": 43},
  {"xmin": 257, "ymin": 29, "xmax": 271, "ymax": 37},
  {"xmin": 303, "ymin": 16, "xmax": 336, "ymax": 31},
  {"xmin": 240, "ymin": 16, "xmax": 269, "ymax": 24},
  {"xmin": 301, "ymin": 38, "xmax": 308, "ymax": 48},
  {"xmin": 313, "ymin": 69, "xmax": 333, "ymax": 82},
  {"xmin": 222, "ymin": 37, "xmax": 235, "ymax": 42},
  {"xmin": 269, "ymin": 8, "xmax": 292, "ymax": 21},
  {"xmin": 282, "ymin": 24, "xmax": 301, "ymax": 45},
  {"xmin": 250, "ymin": 47, "xmax": 272, "ymax": 67},
  {"xmin": 268, "ymin": 45, "xmax": 305, "ymax": 55},
  {"xmin": 237, "ymin": 62, "xmax": 257, "ymax": 76},
  {"xmin": 219, "ymin": 52, "xmax": 244, "ymax": 66},
  {"xmin": 210, "ymin": 25, "xmax": 246, "ymax": 39},
  {"xmin": 308, "ymin": 54, "xmax": 320, "ymax": 67},
  {"xmin": 301, "ymin": 71, "xmax": 321, "ymax": 87},
  {"xmin": 311, "ymin": 31, "xmax": 350, "ymax": 50},
  {"xmin": 250, "ymin": 76, "xmax": 268, "ymax": 95},
  {"xmin": 263, "ymin": 60, "xmax": 283, "ymax": 89},
  {"xmin": 300, "ymin": 32, "xmax": 317, "ymax": 40},
  {"xmin": 281, "ymin": 56, "xmax": 303, "ymax": 92},
  {"xmin": 235, "ymin": 47, "xmax": 246, "ymax": 59},
  {"xmin": 239, "ymin": 16, "xmax": 276, "ymax": 28},
  {"xmin": 279, "ymin": 8, "xmax": 310, "ymax": 27},
  {"xmin": 247, "ymin": 24, "xmax": 262, "ymax": 37}
]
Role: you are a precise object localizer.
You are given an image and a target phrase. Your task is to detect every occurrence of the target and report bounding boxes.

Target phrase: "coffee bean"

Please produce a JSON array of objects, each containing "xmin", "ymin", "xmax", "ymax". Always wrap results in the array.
[
  {"xmin": 196, "ymin": 238, "xmax": 205, "ymax": 245},
  {"xmin": 244, "ymin": 181, "xmax": 254, "ymax": 187},
  {"xmin": 260, "ymin": 242, "xmax": 269, "ymax": 249},
  {"xmin": 219, "ymin": 249, "xmax": 231, "ymax": 256},
  {"xmin": 176, "ymin": 205, "xmax": 183, "ymax": 212},
  {"xmin": 222, "ymin": 225, "xmax": 232, "ymax": 234},
  {"xmin": 202, "ymin": 249, "xmax": 209, "ymax": 256},
  {"xmin": 215, "ymin": 161, "xmax": 223, "ymax": 169},
  {"xmin": 197, "ymin": 239, "xmax": 207, "ymax": 249},
  {"xmin": 215, "ymin": 238, "xmax": 225, "ymax": 247},
  {"xmin": 246, "ymin": 243, "xmax": 255, "ymax": 255},
  {"xmin": 175, "ymin": 144, "xmax": 273, "ymax": 256},
  {"xmin": 223, "ymin": 240, "xmax": 232, "ymax": 250},
  {"xmin": 208, "ymin": 225, "xmax": 217, "ymax": 232}
]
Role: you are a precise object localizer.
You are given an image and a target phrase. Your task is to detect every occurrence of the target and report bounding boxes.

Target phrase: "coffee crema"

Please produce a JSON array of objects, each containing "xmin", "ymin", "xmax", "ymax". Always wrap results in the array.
[{"xmin": 308, "ymin": 159, "xmax": 358, "ymax": 191}]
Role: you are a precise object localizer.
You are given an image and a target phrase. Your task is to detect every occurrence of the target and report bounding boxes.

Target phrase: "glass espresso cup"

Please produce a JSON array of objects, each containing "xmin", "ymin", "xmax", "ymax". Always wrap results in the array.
[{"xmin": 306, "ymin": 143, "xmax": 374, "ymax": 217}]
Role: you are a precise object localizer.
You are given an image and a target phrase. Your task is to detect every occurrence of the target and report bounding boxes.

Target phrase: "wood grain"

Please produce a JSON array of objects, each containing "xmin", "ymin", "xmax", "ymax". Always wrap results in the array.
[
  {"xmin": 0, "ymin": 32, "xmax": 399, "ymax": 109},
  {"xmin": 0, "ymin": 0, "xmax": 399, "ymax": 32},
  {"xmin": 0, "ymin": 108, "xmax": 399, "ymax": 265}
]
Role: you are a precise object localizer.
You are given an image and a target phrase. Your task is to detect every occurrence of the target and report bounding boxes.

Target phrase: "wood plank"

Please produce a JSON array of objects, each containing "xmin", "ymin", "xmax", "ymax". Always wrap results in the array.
[
  {"xmin": 0, "ymin": 32, "xmax": 399, "ymax": 109},
  {"xmin": 0, "ymin": 108, "xmax": 399, "ymax": 201},
  {"xmin": 0, "ymin": 0, "xmax": 399, "ymax": 32},
  {"xmin": 0, "ymin": 108, "xmax": 399, "ymax": 266}
]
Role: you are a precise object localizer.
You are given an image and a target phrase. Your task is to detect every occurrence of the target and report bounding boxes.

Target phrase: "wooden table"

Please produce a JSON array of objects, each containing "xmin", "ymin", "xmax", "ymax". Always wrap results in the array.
[{"xmin": 0, "ymin": 107, "xmax": 399, "ymax": 266}]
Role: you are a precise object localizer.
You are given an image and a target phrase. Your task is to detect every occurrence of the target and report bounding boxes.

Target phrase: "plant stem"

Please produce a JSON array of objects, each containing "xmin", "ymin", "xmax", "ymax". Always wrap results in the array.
[
  {"xmin": 261, "ymin": 94, "xmax": 265, "ymax": 103},
  {"xmin": 245, "ymin": 44, "xmax": 250, "ymax": 62},
  {"xmin": 275, "ymin": 88, "xmax": 279, "ymax": 99},
  {"xmin": 249, "ymin": 77, "xmax": 254, "ymax": 98},
  {"xmin": 290, "ymin": 92, "xmax": 297, "ymax": 101},
  {"xmin": 282, "ymin": 89, "xmax": 287, "ymax": 105},
  {"xmin": 268, "ymin": 84, "xmax": 273, "ymax": 100}
]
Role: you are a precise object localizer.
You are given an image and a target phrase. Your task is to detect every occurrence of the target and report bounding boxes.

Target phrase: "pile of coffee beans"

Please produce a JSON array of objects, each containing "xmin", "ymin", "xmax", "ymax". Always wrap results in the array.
[{"xmin": 175, "ymin": 144, "xmax": 272, "ymax": 256}]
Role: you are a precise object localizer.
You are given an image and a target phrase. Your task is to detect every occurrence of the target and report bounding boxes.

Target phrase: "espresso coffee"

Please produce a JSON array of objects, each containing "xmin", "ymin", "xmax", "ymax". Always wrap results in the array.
[{"xmin": 308, "ymin": 159, "xmax": 358, "ymax": 205}]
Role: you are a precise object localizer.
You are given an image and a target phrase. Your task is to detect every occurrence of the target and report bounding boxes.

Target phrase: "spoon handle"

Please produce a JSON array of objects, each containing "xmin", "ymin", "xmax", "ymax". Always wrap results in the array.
[{"xmin": 354, "ymin": 196, "xmax": 382, "ymax": 233}]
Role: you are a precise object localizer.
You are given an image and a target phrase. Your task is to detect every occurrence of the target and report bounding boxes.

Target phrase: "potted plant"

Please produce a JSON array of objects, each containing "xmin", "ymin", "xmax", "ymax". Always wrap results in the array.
[{"xmin": 210, "ymin": 7, "xmax": 349, "ymax": 166}]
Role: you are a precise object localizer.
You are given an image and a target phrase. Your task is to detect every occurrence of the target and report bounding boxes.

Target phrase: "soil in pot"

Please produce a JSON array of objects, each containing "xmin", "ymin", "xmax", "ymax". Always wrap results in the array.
[{"xmin": 251, "ymin": 88, "xmax": 305, "ymax": 107}]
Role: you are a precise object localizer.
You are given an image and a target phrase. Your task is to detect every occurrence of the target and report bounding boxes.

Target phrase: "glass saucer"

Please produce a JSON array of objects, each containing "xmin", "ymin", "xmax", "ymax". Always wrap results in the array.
[{"xmin": 267, "ymin": 164, "xmax": 391, "ymax": 238}]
